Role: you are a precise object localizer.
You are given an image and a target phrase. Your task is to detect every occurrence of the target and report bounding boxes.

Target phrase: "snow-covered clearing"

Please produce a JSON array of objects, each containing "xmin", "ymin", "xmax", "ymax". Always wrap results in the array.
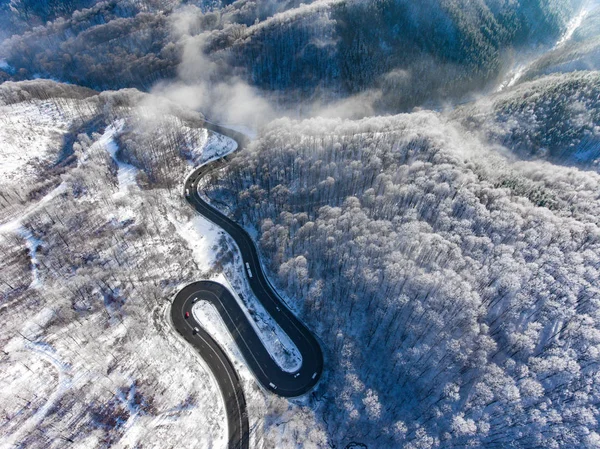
[
  {"xmin": 192, "ymin": 297, "xmax": 251, "ymax": 377},
  {"xmin": 0, "ymin": 97, "xmax": 96, "ymax": 227},
  {"xmin": 197, "ymin": 129, "xmax": 238, "ymax": 164},
  {"xmin": 168, "ymin": 213, "xmax": 223, "ymax": 272},
  {"xmin": 0, "ymin": 101, "xmax": 73, "ymax": 183},
  {"xmin": 19, "ymin": 227, "xmax": 43, "ymax": 289},
  {"xmin": 102, "ymin": 120, "xmax": 138, "ymax": 193}
]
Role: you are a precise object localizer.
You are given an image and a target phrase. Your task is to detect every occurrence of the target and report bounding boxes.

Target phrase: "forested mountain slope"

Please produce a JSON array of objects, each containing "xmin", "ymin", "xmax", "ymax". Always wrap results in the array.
[
  {"xmin": 452, "ymin": 71, "xmax": 600, "ymax": 167},
  {"xmin": 0, "ymin": 0, "xmax": 586, "ymax": 110},
  {"xmin": 206, "ymin": 111, "xmax": 600, "ymax": 448},
  {"xmin": 520, "ymin": 5, "xmax": 600, "ymax": 81}
]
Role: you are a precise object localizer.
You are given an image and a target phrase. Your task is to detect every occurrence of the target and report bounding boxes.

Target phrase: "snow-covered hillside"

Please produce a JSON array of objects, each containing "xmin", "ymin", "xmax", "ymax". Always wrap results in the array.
[
  {"xmin": 0, "ymin": 101, "xmax": 71, "ymax": 182},
  {"xmin": 208, "ymin": 109, "xmax": 600, "ymax": 448},
  {"xmin": 0, "ymin": 82, "xmax": 322, "ymax": 448}
]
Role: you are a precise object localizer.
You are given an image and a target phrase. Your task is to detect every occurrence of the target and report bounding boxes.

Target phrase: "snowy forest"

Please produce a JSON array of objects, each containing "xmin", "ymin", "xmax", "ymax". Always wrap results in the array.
[
  {"xmin": 207, "ymin": 105, "xmax": 600, "ymax": 447},
  {"xmin": 1, "ymin": 0, "xmax": 600, "ymax": 448},
  {"xmin": 0, "ymin": 0, "xmax": 594, "ymax": 110}
]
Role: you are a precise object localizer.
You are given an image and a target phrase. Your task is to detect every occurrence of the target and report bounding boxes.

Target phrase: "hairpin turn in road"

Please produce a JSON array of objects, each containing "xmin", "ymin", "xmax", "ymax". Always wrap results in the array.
[{"xmin": 170, "ymin": 121, "xmax": 324, "ymax": 449}]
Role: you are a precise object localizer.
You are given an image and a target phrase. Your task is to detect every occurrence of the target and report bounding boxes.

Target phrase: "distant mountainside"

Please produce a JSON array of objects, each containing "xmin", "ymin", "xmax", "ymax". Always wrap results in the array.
[
  {"xmin": 452, "ymin": 71, "xmax": 600, "ymax": 167},
  {"xmin": 520, "ymin": 6, "xmax": 600, "ymax": 80},
  {"xmin": 0, "ymin": 0, "xmax": 586, "ymax": 111}
]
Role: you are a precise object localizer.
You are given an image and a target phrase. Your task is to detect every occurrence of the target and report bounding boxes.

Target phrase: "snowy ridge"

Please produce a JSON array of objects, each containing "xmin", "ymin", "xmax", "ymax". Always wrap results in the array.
[{"xmin": 497, "ymin": 3, "xmax": 592, "ymax": 92}]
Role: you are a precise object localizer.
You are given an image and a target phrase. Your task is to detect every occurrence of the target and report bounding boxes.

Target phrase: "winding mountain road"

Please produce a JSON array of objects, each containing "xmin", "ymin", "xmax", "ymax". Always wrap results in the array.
[{"xmin": 170, "ymin": 122, "xmax": 324, "ymax": 449}]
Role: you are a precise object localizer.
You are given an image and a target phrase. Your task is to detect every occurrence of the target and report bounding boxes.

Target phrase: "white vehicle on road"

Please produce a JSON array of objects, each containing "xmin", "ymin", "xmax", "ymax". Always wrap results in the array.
[
  {"xmin": 269, "ymin": 382, "xmax": 277, "ymax": 390},
  {"xmin": 245, "ymin": 262, "xmax": 253, "ymax": 278},
  {"xmin": 185, "ymin": 188, "xmax": 190, "ymax": 196}
]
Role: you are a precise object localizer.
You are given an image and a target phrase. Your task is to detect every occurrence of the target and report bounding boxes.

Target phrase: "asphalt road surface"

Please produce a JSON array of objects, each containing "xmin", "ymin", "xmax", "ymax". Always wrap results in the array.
[
  {"xmin": 170, "ymin": 121, "xmax": 324, "ymax": 449},
  {"xmin": 171, "ymin": 283, "xmax": 249, "ymax": 449}
]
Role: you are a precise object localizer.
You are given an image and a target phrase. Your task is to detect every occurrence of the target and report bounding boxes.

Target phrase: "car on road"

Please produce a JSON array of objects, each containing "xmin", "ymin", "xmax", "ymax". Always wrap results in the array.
[
  {"xmin": 193, "ymin": 327, "xmax": 199, "ymax": 334},
  {"xmin": 192, "ymin": 297, "xmax": 199, "ymax": 303},
  {"xmin": 294, "ymin": 372, "xmax": 300, "ymax": 378},
  {"xmin": 185, "ymin": 311, "xmax": 190, "ymax": 319},
  {"xmin": 269, "ymin": 382, "xmax": 277, "ymax": 390}
]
